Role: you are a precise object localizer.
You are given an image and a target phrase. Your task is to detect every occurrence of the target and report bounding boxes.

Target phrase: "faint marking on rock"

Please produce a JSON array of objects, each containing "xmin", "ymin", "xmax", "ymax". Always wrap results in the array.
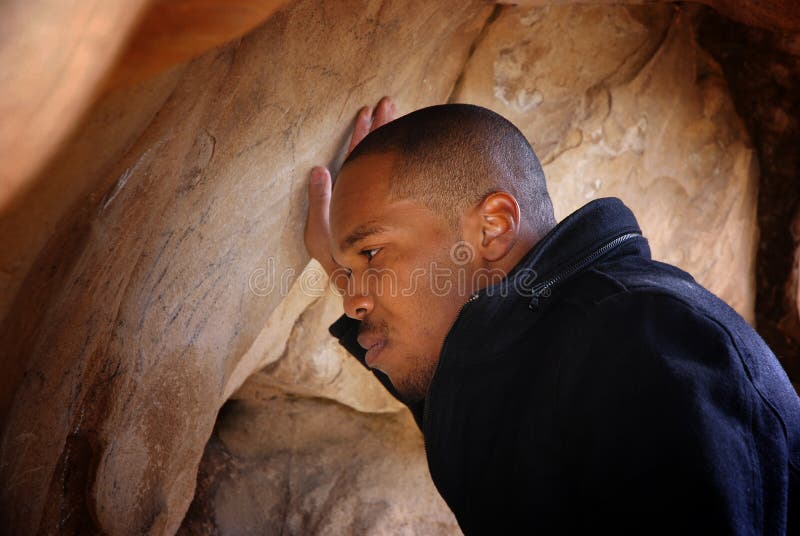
[
  {"xmin": 493, "ymin": 41, "xmax": 547, "ymax": 112},
  {"xmin": 101, "ymin": 143, "xmax": 165, "ymax": 213},
  {"xmin": 180, "ymin": 129, "xmax": 216, "ymax": 193}
]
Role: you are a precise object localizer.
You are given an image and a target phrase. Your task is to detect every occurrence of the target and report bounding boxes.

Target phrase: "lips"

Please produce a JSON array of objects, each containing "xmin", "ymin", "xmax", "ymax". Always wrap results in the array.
[{"xmin": 357, "ymin": 333, "xmax": 387, "ymax": 367}]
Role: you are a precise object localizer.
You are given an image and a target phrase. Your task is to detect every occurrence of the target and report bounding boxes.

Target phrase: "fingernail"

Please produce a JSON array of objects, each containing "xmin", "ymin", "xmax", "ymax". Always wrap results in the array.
[{"xmin": 310, "ymin": 167, "xmax": 326, "ymax": 185}]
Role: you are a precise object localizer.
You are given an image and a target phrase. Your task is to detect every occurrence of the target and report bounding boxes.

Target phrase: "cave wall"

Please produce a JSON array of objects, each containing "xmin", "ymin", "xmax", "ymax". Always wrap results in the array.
[
  {"xmin": 1, "ymin": 0, "xmax": 798, "ymax": 534},
  {"xmin": 695, "ymin": 10, "xmax": 800, "ymax": 382},
  {"xmin": 0, "ymin": 0, "xmax": 492, "ymax": 532},
  {"xmin": 454, "ymin": 3, "xmax": 758, "ymax": 318},
  {"xmin": 180, "ymin": 283, "xmax": 456, "ymax": 534}
]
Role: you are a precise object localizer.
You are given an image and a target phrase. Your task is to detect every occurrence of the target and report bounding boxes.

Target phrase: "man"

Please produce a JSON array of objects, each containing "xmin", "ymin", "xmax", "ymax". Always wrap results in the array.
[{"xmin": 304, "ymin": 97, "xmax": 800, "ymax": 534}]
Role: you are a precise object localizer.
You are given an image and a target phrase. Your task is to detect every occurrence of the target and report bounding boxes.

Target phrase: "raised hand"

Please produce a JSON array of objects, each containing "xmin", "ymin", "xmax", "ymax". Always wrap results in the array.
[{"xmin": 304, "ymin": 96, "xmax": 396, "ymax": 275}]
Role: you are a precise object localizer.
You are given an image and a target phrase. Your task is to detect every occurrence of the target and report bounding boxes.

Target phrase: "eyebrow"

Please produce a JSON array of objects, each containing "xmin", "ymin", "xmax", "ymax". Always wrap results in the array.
[{"xmin": 339, "ymin": 223, "xmax": 389, "ymax": 251}]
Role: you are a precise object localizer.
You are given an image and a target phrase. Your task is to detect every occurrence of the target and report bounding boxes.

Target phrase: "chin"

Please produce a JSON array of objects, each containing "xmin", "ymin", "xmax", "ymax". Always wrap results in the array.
[{"xmin": 385, "ymin": 357, "xmax": 437, "ymax": 404}]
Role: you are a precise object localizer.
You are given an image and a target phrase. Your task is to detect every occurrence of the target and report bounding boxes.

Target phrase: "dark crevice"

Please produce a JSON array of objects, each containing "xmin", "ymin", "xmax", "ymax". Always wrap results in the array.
[
  {"xmin": 695, "ymin": 6, "xmax": 800, "ymax": 384},
  {"xmin": 446, "ymin": 3, "xmax": 505, "ymax": 104}
]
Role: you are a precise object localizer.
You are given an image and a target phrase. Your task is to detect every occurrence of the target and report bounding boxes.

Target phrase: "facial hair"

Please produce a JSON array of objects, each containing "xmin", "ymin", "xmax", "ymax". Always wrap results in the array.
[
  {"xmin": 360, "ymin": 318, "xmax": 438, "ymax": 403},
  {"xmin": 392, "ymin": 350, "xmax": 439, "ymax": 404}
]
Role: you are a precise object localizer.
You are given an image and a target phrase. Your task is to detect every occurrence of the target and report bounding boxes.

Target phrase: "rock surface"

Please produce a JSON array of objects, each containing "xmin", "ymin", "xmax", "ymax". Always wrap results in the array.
[
  {"xmin": 696, "ymin": 8, "xmax": 800, "ymax": 384},
  {"xmin": 507, "ymin": 0, "xmax": 800, "ymax": 32},
  {"xmin": 104, "ymin": 0, "xmax": 289, "ymax": 90},
  {"xmin": 453, "ymin": 3, "xmax": 759, "ymax": 320},
  {"xmin": 0, "ymin": 0, "xmax": 151, "ymax": 211},
  {"xmin": 230, "ymin": 280, "xmax": 404, "ymax": 415},
  {"xmin": 179, "ymin": 397, "xmax": 456, "ymax": 535},
  {"xmin": 177, "ymin": 275, "xmax": 453, "ymax": 533},
  {"xmin": 0, "ymin": 0, "xmax": 491, "ymax": 533}
]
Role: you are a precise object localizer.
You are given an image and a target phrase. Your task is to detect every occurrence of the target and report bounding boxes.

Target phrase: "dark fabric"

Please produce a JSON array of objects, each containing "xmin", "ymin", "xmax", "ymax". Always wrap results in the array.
[{"xmin": 329, "ymin": 197, "xmax": 800, "ymax": 535}]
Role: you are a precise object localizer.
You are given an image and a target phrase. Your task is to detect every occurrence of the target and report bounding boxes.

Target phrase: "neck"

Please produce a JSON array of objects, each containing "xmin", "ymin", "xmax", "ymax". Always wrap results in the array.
[
  {"xmin": 503, "ymin": 228, "xmax": 542, "ymax": 273},
  {"xmin": 476, "ymin": 223, "xmax": 552, "ymax": 293}
]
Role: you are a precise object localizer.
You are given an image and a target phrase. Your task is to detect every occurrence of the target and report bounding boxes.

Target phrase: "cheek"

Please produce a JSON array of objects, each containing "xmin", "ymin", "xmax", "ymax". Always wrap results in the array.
[{"xmin": 386, "ymin": 272, "xmax": 464, "ymax": 339}]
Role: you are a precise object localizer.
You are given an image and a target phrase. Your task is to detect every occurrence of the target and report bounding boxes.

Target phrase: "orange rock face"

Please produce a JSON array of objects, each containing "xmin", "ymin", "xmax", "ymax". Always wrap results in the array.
[
  {"xmin": 0, "ymin": 0, "xmax": 491, "ymax": 532},
  {"xmin": 454, "ymin": 4, "xmax": 759, "ymax": 320}
]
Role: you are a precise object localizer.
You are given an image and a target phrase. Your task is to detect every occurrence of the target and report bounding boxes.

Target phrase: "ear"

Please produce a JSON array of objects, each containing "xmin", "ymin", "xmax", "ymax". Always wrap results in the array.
[{"xmin": 475, "ymin": 192, "xmax": 521, "ymax": 263}]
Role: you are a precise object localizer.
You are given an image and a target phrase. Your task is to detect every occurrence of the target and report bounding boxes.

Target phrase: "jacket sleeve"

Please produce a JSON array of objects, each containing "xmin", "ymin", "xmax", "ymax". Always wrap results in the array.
[
  {"xmin": 329, "ymin": 314, "xmax": 426, "ymax": 429},
  {"xmin": 558, "ymin": 291, "xmax": 768, "ymax": 534}
]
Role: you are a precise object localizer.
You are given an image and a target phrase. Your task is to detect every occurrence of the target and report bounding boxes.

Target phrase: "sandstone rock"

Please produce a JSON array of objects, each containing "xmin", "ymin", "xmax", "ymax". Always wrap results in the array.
[
  {"xmin": 0, "ymin": 0, "xmax": 151, "ymax": 211},
  {"xmin": 179, "ymin": 397, "xmax": 458, "ymax": 535},
  {"xmin": 105, "ymin": 0, "xmax": 289, "ymax": 90},
  {"xmin": 0, "ymin": 1, "xmax": 492, "ymax": 533},
  {"xmin": 0, "ymin": 0, "xmax": 289, "ymax": 215},
  {"xmin": 453, "ymin": 3, "xmax": 759, "ymax": 321},
  {"xmin": 177, "ymin": 268, "xmax": 439, "ymax": 533},
  {"xmin": 694, "ymin": 10, "xmax": 800, "ymax": 380},
  {"xmin": 231, "ymin": 272, "xmax": 405, "ymax": 414},
  {"xmin": 505, "ymin": 0, "xmax": 800, "ymax": 32}
]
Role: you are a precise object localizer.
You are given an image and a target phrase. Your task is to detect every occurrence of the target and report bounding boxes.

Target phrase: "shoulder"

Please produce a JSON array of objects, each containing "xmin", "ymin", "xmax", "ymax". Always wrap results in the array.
[
  {"xmin": 557, "ymin": 253, "xmax": 753, "ymax": 367},
  {"xmin": 555, "ymin": 282, "xmax": 755, "ymax": 425}
]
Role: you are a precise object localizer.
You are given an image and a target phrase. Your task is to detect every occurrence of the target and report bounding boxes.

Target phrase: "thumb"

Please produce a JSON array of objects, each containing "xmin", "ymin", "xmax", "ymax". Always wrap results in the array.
[
  {"xmin": 308, "ymin": 165, "xmax": 332, "ymax": 207},
  {"xmin": 306, "ymin": 166, "xmax": 336, "ymax": 273}
]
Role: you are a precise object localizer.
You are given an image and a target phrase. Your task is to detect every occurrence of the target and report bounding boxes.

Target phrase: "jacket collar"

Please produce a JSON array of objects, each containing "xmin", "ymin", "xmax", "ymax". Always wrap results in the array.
[{"xmin": 484, "ymin": 197, "xmax": 646, "ymax": 306}]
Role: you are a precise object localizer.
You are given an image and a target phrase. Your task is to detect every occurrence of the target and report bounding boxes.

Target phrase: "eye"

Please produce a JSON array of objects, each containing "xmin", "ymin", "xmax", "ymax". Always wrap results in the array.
[{"xmin": 361, "ymin": 247, "xmax": 381, "ymax": 262}]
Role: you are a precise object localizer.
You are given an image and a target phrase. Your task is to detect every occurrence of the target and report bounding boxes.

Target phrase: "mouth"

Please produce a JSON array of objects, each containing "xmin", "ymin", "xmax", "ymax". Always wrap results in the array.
[{"xmin": 357, "ymin": 333, "xmax": 388, "ymax": 367}]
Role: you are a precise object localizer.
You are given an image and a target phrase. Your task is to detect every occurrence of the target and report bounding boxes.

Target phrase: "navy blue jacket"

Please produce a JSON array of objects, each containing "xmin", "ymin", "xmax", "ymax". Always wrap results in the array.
[{"xmin": 330, "ymin": 197, "xmax": 800, "ymax": 534}]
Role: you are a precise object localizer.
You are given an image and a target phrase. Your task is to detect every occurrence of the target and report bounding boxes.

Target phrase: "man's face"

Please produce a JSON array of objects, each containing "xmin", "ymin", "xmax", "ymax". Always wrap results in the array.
[{"xmin": 329, "ymin": 153, "xmax": 472, "ymax": 402}]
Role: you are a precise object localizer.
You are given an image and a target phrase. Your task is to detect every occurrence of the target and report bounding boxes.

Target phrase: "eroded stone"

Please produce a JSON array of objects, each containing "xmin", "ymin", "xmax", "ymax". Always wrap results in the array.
[
  {"xmin": 179, "ymin": 397, "xmax": 457, "ymax": 535},
  {"xmin": 453, "ymin": 4, "xmax": 759, "ymax": 321},
  {"xmin": 0, "ymin": 1, "xmax": 492, "ymax": 532}
]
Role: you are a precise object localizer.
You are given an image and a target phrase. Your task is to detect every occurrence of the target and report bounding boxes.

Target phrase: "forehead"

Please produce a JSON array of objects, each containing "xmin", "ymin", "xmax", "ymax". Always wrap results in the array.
[
  {"xmin": 329, "ymin": 153, "xmax": 443, "ymax": 250},
  {"xmin": 330, "ymin": 153, "xmax": 394, "ymax": 226}
]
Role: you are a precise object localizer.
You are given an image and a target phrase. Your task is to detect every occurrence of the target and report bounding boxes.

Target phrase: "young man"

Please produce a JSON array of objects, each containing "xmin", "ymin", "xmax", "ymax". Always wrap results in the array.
[{"xmin": 304, "ymin": 97, "xmax": 799, "ymax": 534}]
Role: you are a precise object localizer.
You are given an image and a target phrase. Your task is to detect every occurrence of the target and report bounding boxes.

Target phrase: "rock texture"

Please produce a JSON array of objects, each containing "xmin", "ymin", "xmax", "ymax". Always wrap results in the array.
[
  {"xmin": 453, "ymin": 3, "xmax": 759, "ymax": 320},
  {"xmin": 179, "ymin": 396, "xmax": 455, "ymax": 535},
  {"xmin": 507, "ymin": 0, "xmax": 800, "ymax": 32},
  {"xmin": 0, "ymin": 0, "xmax": 151, "ymax": 211},
  {"xmin": 0, "ymin": 0, "xmax": 491, "ymax": 533},
  {"xmin": 0, "ymin": 0, "xmax": 289, "ymax": 214},
  {"xmin": 103, "ymin": 0, "xmax": 289, "ymax": 90},
  {"xmin": 230, "ymin": 282, "xmax": 404, "ymax": 414},
  {"xmin": 179, "ymin": 280, "xmax": 456, "ymax": 534},
  {"xmin": 695, "ymin": 8, "xmax": 800, "ymax": 384}
]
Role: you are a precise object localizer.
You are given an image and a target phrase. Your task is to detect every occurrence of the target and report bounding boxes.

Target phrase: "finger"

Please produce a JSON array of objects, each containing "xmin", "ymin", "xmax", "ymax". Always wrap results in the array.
[
  {"xmin": 371, "ymin": 96, "xmax": 395, "ymax": 131},
  {"xmin": 348, "ymin": 106, "xmax": 373, "ymax": 153},
  {"xmin": 306, "ymin": 166, "xmax": 339, "ymax": 275},
  {"xmin": 308, "ymin": 166, "xmax": 332, "ymax": 226}
]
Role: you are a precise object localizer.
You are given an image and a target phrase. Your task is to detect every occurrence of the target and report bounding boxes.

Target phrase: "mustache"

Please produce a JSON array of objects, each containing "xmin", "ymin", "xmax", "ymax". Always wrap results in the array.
[{"xmin": 358, "ymin": 318, "xmax": 390, "ymax": 338}]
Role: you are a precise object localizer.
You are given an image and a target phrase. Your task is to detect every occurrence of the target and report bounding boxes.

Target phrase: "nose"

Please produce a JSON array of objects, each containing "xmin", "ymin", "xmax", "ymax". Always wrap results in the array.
[{"xmin": 343, "ymin": 279, "xmax": 374, "ymax": 320}]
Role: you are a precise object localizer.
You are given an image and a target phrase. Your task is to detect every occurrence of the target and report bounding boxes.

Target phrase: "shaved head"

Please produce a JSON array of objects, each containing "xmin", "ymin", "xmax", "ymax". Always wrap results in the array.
[{"xmin": 341, "ymin": 103, "xmax": 555, "ymax": 235}]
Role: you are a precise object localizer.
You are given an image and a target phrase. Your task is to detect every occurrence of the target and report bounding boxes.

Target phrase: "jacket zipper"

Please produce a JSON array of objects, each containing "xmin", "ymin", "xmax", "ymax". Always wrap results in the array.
[
  {"xmin": 422, "ymin": 231, "xmax": 639, "ymax": 460},
  {"xmin": 528, "ymin": 232, "xmax": 640, "ymax": 309}
]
